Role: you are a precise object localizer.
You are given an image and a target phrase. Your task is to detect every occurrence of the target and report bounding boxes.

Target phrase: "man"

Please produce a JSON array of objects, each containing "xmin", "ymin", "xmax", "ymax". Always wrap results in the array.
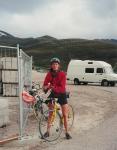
[{"xmin": 43, "ymin": 57, "xmax": 72, "ymax": 140}]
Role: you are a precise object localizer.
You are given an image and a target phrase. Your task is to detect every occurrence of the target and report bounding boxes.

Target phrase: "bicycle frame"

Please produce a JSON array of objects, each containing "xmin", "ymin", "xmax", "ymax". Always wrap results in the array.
[{"xmin": 47, "ymin": 99, "xmax": 63, "ymax": 126}]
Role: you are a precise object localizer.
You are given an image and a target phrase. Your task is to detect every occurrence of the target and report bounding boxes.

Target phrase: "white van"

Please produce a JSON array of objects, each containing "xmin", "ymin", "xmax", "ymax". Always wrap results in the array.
[{"xmin": 67, "ymin": 60, "xmax": 117, "ymax": 86}]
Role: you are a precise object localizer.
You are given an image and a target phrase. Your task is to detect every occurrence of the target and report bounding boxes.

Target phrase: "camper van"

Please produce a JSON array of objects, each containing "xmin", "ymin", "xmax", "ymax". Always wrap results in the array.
[{"xmin": 67, "ymin": 60, "xmax": 117, "ymax": 86}]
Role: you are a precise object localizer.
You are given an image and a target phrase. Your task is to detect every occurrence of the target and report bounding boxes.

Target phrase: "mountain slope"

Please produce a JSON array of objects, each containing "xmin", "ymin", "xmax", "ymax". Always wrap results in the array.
[
  {"xmin": 0, "ymin": 30, "xmax": 14, "ymax": 38},
  {"xmin": 0, "ymin": 30, "xmax": 117, "ymax": 70}
]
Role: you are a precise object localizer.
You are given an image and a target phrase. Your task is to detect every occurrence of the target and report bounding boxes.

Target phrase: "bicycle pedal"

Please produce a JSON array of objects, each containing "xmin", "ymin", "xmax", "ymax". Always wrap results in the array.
[{"xmin": 56, "ymin": 128, "xmax": 60, "ymax": 132}]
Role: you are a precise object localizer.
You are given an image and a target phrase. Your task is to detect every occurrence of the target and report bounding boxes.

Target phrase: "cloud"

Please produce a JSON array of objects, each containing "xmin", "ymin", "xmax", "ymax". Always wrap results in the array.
[
  {"xmin": 86, "ymin": 0, "xmax": 117, "ymax": 18},
  {"xmin": 0, "ymin": 0, "xmax": 117, "ymax": 39},
  {"xmin": 0, "ymin": 0, "xmax": 50, "ymax": 13}
]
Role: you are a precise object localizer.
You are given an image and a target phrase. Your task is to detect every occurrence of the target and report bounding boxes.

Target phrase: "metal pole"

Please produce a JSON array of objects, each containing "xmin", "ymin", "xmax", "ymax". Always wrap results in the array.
[
  {"xmin": 0, "ymin": 45, "xmax": 17, "ymax": 49},
  {"xmin": 17, "ymin": 44, "xmax": 23, "ymax": 139},
  {"xmin": 30, "ymin": 56, "xmax": 32, "ymax": 89}
]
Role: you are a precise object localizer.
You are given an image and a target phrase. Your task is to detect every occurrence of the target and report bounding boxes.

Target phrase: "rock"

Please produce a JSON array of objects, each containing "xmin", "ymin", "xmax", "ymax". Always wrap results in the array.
[{"xmin": 0, "ymin": 97, "xmax": 9, "ymax": 127}]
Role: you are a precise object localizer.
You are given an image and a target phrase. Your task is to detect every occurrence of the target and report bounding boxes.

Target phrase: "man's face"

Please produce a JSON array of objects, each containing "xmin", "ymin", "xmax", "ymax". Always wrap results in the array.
[{"xmin": 51, "ymin": 62, "xmax": 60, "ymax": 71}]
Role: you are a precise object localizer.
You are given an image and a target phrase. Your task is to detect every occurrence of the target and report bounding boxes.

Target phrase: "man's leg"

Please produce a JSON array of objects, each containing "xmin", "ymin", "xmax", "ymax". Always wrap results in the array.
[
  {"xmin": 61, "ymin": 104, "xmax": 68, "ymax": 132},
  {"xmin": 61, "ymin": 104, "xmax": 72, "ymax": 139}
]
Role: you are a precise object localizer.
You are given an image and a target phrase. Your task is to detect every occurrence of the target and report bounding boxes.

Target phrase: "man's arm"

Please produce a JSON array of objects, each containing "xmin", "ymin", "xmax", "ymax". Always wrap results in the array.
[{"xmin": 43, "ymin": 72, "xmax": 51, "ymax": 92}]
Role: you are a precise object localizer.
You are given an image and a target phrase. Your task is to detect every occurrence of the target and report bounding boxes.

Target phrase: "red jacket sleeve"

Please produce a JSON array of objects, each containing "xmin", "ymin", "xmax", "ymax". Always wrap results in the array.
[
  {"xmin": 43, "ymin": 72, "xmax": 52, "ymax": 86},
  {"xmin": 53, "ymin": 72, "xmax": 66, "ymax": 93}
]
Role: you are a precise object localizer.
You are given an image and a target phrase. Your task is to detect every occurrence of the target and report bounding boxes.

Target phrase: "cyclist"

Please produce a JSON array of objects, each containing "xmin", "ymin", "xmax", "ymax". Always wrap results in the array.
[{"xmin": 43, "ymin": 57, "xmax": 72, "ymax": 140}]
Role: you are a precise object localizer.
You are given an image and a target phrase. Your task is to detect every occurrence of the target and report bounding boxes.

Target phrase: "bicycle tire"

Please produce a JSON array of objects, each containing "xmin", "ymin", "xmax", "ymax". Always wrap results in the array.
[
  {"xmin": 67, "ymin": 104, "xmax": 74, "ymax": 131},
  {"xmin": 39, "ymin": 109, "xmax": 63, "ymax": 142}
]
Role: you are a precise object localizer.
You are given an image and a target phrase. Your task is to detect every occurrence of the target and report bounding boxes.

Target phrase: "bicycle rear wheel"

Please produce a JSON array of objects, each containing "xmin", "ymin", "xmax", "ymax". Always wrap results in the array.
[
  {"xmin": 39, "ymin": 109, "xmax": 63, "ymax": 142},
  {"xmin": 67, "ymin": 104, "xmax": 74, "ymax": 131}
]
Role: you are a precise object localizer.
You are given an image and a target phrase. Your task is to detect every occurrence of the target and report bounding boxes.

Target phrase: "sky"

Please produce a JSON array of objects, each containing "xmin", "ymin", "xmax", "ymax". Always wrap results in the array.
[{"xmin": 0, "ymin": 0, "xmax": 117, "ymax": 39}]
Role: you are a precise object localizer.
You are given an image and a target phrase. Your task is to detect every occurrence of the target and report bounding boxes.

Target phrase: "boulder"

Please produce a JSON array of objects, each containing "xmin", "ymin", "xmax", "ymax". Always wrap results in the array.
[{"xmin": 0, "ymin": 98, "xmax": 9, "ymax": 127}]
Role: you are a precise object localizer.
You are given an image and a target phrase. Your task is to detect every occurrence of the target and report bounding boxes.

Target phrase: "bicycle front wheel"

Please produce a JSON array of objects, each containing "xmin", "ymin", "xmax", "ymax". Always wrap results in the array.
[{"xmin": 39, "ymin": 109, "xmax": 63, "ymax": 142}]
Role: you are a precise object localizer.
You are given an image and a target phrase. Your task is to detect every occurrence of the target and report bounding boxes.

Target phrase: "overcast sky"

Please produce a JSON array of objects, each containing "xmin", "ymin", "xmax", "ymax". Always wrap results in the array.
[{"xmin": 0, "ymin": 0, "xmax": 117, "ymax": 39}]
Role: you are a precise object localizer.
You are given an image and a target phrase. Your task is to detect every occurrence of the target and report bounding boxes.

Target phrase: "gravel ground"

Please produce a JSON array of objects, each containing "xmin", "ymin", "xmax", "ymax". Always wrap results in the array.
[{"xmin": 0, "ymin": 71, "xmax": 117, "ymax": 150}]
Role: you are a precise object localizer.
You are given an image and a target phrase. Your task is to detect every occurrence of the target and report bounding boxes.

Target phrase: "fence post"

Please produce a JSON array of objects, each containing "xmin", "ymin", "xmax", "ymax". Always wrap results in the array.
[
  {"xmin": 30, "ymin": 56, "xmax": 32, "ymax": 88},
  {"xmin": 17, "ymin": 44, "xmax": 23, "ymax": 139}
]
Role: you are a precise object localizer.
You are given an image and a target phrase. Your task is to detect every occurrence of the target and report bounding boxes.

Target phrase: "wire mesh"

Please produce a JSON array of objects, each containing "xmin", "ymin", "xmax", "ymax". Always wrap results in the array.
[
  {"xmin": 18, "ymin": 49, "xmax": 33, "ymax": 139},
  {"xmin": 0, "ymin": 45, "xmax": 19, "ymax": 141}
]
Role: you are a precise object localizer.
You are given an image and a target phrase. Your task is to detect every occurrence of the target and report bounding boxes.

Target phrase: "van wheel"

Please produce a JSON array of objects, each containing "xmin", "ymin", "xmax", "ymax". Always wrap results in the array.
[
  {"xmin": 101, "ymin": 80, "xmax": 109, "ymax": 86},
  {"xmin": 110, "ymin": 82, "xmax": 115, "ymax": 87},
  {"xmin": 74, "ymin": 78, "xmax": 79, "ymax": 85},
  {"xmin": 83, "ymin": 82, "xmax": 88, "ymax": 85}
]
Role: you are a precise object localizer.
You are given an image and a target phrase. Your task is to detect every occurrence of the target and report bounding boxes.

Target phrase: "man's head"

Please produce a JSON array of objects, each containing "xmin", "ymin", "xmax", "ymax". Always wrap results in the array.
[{"xmin": 50, "ymin": 58, "xmax": 60, "ymax": 71}]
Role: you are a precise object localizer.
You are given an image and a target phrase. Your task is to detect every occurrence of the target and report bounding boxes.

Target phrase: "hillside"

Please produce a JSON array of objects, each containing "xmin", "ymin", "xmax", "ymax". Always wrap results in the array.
[{"xmin": 0, "ymin": 30, "xmax": 117, "ymax": 70}]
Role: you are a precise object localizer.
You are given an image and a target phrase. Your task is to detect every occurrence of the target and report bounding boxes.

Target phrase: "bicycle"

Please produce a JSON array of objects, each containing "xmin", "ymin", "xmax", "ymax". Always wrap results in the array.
[
  {"xmin": 22, "ymin": 82, "xmax": 50, "ymax": 138},
  {"xmin": 22, "ymin": 84, "xmax": 74, "ymax": 141},
  {"xmin": 39, "ymin": 94, "xmax": 74, "ymax": 142},
  {"xmin": 32, "ymin": 81, "xmax": 40, "ymax": 91},
  {"xmin": 22, "ymin": 83, "xmax": 48, "ymax": 120}
]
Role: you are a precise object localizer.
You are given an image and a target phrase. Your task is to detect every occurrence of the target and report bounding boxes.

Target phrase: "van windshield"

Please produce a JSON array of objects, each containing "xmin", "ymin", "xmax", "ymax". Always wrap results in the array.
[{"xmin": 105, "ymin": 66, "xmax": 114, "ymax": 74}]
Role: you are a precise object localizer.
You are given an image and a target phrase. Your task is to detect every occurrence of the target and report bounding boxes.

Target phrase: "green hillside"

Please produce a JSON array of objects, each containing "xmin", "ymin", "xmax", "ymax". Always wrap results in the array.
[
  {"xmin": 0, "ymin": 30, "xmax": 117, "ymax": 71},
  {"xmin": 24, "ymin": 37, "xmax": 117, "ymax": 70}
]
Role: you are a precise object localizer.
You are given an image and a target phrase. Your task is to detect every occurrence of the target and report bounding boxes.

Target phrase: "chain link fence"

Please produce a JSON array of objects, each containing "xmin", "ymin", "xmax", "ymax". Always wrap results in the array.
[
  {"xmin": 18, "ymin": 49, "xmax": 33, "ymax": 139},
  {"xmin": 0, "ymin": 45, "xmax": 33, "ymax": 141}
]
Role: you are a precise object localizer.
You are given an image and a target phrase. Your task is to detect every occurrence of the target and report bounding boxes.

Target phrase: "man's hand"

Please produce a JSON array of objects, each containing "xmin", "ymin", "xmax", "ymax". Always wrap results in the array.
[
  {"xmin": 43, "ymin": 83, "xmax": 51, "ymax": 91},
  {"xmin": 50, "ymin": 85, "xmax": 54, "ymax": 90},
  {"xmin": 43, "ymin": 83, "xmax": 55, "ymax": 94},
  {"xmin": 43, "ymin": 85, "xmax": 49, "ymax": 90}
]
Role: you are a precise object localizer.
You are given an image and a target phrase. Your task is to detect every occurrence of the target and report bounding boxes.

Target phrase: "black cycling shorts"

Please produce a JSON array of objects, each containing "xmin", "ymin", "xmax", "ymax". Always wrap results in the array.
[{"xmin": 48, "ymin": 92, "xmax": 68, "ymax": 105}]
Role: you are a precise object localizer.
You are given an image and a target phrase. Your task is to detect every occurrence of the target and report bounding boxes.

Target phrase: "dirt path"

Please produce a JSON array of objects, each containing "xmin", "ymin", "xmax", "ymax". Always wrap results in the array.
[
  {"xmin": 46, "ymin": 111, "xmax": 117, "ymax": 150},
  {"xmin": 1, "ymin": 71, "xmax": 117, "ymax": 149}
]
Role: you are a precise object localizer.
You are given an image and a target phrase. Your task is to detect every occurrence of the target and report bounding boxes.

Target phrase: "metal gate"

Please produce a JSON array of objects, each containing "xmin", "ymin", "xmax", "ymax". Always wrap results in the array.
[
  {"xmin": 18, "ymin": 49, "xmax": 33, "ymax": 139},
  {"xmin": 0, "ymin": 45, "xmax": 32, "ymax": 140}
]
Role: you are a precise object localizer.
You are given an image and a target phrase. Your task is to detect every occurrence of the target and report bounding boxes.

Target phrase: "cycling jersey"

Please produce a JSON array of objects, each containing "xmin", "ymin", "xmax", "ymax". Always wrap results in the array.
[
  {"xmin": 43, "ymin": 70, "xmax": 68, "ymax": 105},
  {"xmin": 43, "ymin": 71, "xmax": 66, "ymax": 94}
]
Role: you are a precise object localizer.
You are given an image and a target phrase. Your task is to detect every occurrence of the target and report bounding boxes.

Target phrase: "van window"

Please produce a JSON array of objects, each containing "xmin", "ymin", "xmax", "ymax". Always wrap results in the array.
[
  {"xmin": 88, "ymin": 62, "xmax": 93, "ymax": 64},
  {"xmin": 97, "ymin": 68, "xmax": 103, "ymax": 73},
  {"xmin": 85, "ymin": 68, "xmax": 94, "ymax": 73}
]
